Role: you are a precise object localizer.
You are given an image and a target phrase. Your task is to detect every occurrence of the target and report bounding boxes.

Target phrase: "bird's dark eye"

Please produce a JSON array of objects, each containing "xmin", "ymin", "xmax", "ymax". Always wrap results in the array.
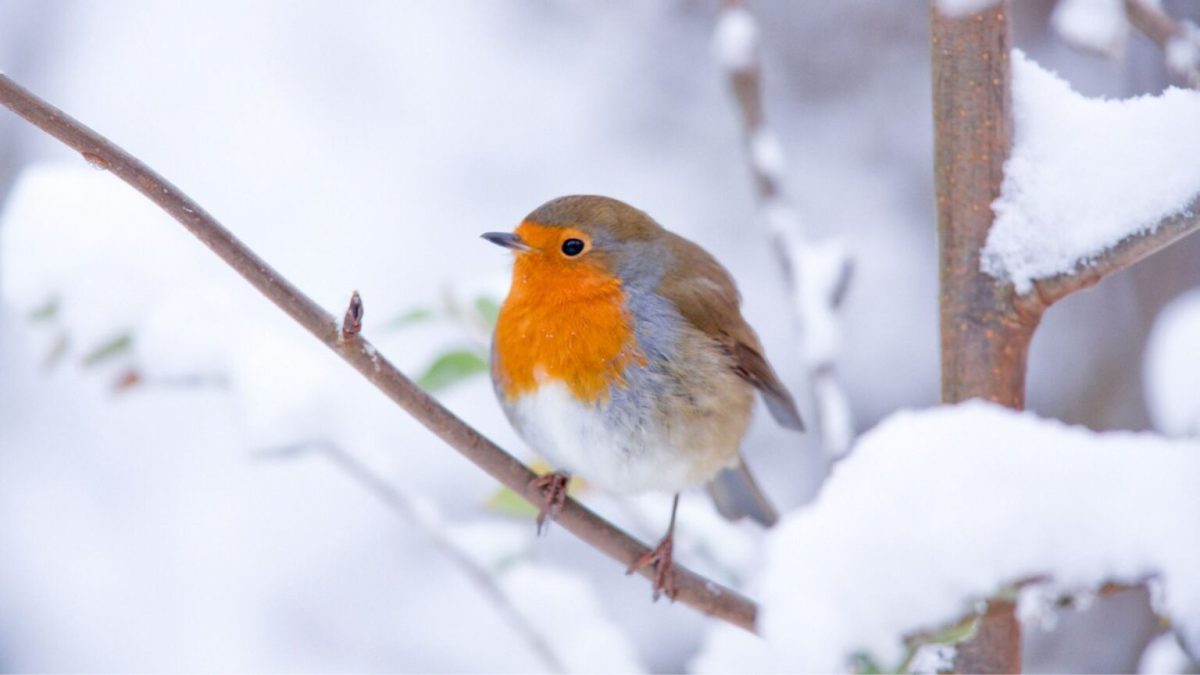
[{"xmin": 561, "ymin": 238, "xmax": 585, "ymax": 257}]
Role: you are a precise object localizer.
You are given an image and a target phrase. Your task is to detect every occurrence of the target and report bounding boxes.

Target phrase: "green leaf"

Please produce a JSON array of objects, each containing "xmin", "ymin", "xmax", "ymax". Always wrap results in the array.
[
  {"xmin": 485, "ymin": 486, "xmax": 539, "ymax": 519},
  {"xmin": 473, "ymin": 295, "xmax": 501, "ymax": 329},
  {"xmin": 483, "ymin": 467, "xmax": 586, "ymax": 520},
  {"xmin": 81, "ymin": 332, "xmax": 133, "ymax": 367},
  {"xmin": 383, "ymin": 307, "xmax": 436, "ymax": 330},
  {"xmin": 27, "ymin": 295, "xmax": 61, "ymax": 322},
  {"xmin": 415, "ymin": 349, "xmax": 487, "ymax": 392},
  {"xmin": 850, "ymin": 652, "xmax": 883, "ymax": 674}
]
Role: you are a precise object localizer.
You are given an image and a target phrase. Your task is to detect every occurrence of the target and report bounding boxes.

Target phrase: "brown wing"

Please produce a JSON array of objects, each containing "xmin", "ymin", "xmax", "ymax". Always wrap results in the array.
[{"xmin": 657, "ymin": 233, "xmax": 805, "ymax": 431}]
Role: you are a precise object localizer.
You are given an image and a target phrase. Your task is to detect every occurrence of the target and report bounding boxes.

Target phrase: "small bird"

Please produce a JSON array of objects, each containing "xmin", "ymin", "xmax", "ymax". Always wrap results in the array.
[{"xmin": 483, "ymin": 195, "xmax": 803, "ymax": 599}]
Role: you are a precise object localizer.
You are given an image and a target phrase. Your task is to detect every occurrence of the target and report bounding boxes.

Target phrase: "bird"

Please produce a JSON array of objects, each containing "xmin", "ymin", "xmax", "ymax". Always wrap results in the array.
[{"xmin": 482, "ymin": 195, "xmax": 803, "ymax": 599}]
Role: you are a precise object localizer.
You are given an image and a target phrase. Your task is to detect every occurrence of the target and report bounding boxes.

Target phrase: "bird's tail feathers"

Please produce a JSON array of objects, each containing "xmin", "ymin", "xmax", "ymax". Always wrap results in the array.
[{"xmin": 706, "ymin": 457, "xmax": 779, "ymax": 527}]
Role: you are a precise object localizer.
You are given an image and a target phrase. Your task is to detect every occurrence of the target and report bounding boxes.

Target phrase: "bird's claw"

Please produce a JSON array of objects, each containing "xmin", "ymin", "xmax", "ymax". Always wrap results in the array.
[
  {"xmin": 626, "ymin": 534, "xmax": 677, "ymax": 601},
  {"xmin": 530, "ymin": 472, "xmax": 570, "ymax": 535}
]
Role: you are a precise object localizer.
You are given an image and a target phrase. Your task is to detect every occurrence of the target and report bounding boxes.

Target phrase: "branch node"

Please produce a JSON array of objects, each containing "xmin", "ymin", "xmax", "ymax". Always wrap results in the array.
[
  {"xmin": 81, "ymin": 151, "xmax": 109, "ymax": 171},
  {"xmin": 342, "ymin": 290, "xmax": 363, "ymax": 338}
]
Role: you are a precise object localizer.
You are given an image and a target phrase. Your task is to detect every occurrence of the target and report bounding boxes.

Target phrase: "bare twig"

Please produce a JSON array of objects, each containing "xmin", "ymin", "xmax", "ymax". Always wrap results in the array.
[
  {"xmin": 270, "ymin": 440, "xmax": 567, "ymax": 673},
  {"xmin": 1125, "ymin": 0, "xmax": 1200, "ymax": 87},
  {"xmin": 342, "ymin": 290, "xmax": 363, "ymax": 338},
  {"xmin": 714, "ymin": 0, "xmax": 856, "ymax": 456},
  {"xmin": 0, "ymin": 73, "xmax": 758, "ymax": 632}
]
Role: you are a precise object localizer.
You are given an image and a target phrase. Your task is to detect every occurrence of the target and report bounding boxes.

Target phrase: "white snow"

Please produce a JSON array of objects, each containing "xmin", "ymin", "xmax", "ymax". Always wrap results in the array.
[
  {"xmin": 1051, "ymin": 0, "xmax": 1128, "ymax": 58},
  {"xmin": 1164, "ymin": 21, "xmax": 1200, "ymax": 86},
  {"xmin": 1138, "ymin": 632, "xmax": 1194, "ymax": 674},
  {"xmin": 695, "ymin": 401, "xmax": 1200, "ymax": 672},
  {"xmin": 934, "ymin": 0, "xmax": 1001, "ymax": 19},
  {"xmin": 791, "ymin": 237, "xmax": 850, "ymax": 367},
  {"xmin": 907, "ymin": 643, "xmax": 957, "ymax": 674},
  {"xmin": 0, "ymin": 164, "xmax": 218, "ymax": 357},
  {"xmin": 1144, "ymin": 288, "xmax": 1200, "ymax": 437},
  {"xmin": 750, "ymin": 128, "xmax": 786, "ymax": 180},
  {"xmin": 983, "ymin": 51, "xmax": 1200, "ymax": 293},
  {"xmin": 790, "ymin": 237, "xmax": 855, "ymax": 457},
  {"xmin": 712, "ymin": 6, "xmax": 758, "ymax": 72}
]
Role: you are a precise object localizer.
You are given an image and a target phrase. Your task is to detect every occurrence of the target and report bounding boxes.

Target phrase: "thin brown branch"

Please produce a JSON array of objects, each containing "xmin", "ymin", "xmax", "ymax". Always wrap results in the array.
[
  {"xmin": 0, "ymin": 73, "xmax": 758, "ymax": 632},
  {"xmin": 716, "ymin": 0, "xmax": 855, "ymax": 456},
  {"xmin": 1027, "ymin": 195, "xmax": 1200, "ymax": 310},
  {"xmin": 1125, "ymin": 0, "xmax": 1200, "ymax": 87}
]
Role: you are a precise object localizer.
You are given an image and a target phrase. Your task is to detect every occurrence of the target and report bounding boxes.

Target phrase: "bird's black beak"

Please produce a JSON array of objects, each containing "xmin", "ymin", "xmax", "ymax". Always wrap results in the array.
[{"xmin": 481, "ymin": 231, "xmax": 532, "ymax": 252}]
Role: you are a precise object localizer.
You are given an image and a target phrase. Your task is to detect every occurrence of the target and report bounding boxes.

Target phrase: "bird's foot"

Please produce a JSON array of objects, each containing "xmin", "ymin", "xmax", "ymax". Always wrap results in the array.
[
  {"xmin": 626, "ymin": 533, "xmax": 677, "ymax": 601},
  {"xmin": 530, "ymin": 471, "xmax": 570, "ymax": 535}
]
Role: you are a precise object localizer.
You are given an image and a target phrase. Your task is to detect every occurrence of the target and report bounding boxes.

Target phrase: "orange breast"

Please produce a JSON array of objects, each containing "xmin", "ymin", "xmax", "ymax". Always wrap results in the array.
[{"xmin": 493, "ymin": 225, "xmax": 645, "ymax": 403}]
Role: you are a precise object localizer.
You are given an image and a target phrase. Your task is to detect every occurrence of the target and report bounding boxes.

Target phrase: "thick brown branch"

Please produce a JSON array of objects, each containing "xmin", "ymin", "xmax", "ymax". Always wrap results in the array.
[
  {"xmin": 931, "ymin": 2, "xmax": 1024, "ymax": 672},
  {"xmin": 1028, "ymin": 195, "xmax": 1200, "ymax": 309},
  {"xmin": 0, "ymin": 73, "xmax": 758, "ymax": 632},
  {"xmin": 932, "ymin": 1, "xmax": 1032, "ymax": 411}
]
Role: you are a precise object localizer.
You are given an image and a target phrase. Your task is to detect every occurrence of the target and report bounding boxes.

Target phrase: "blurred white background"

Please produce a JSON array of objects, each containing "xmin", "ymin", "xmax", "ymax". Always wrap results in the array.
[{"xmin": 0, "ymin": 1, "xmax": 1197, "ymax": 671}]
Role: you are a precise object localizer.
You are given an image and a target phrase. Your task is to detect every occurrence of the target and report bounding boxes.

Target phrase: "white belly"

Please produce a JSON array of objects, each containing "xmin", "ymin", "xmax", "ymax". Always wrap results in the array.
[{"xmin": 508, "ymin": 380, "xmax": 699, "ymax": 495}]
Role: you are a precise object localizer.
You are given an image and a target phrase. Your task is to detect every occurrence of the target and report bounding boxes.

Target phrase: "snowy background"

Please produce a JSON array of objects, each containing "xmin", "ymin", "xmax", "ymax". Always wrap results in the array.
[{"xmin": 1, "ymin": 0, "xmax": 1198, "ymax": 672}]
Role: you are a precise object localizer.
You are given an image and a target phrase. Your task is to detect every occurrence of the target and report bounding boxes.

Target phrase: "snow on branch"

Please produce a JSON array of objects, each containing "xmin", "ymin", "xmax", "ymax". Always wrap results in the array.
[
  {"xmin": 0, "ymin": 73, "xmax": 758, "ymax": 632},
  {"xmin": 934, "ymin": 0, "xmax": 1002, "ymax": 19},
  {"xmin": 696, "ymin": 401, "xmax": 1200, "ymax": 672},
  {"xmin": 714, "ymin": 0, "xmax": 855, "ymax": 457},
  {"xmin": 982, "ymin": 50, "xmax": 1200, "ymax": 302}
]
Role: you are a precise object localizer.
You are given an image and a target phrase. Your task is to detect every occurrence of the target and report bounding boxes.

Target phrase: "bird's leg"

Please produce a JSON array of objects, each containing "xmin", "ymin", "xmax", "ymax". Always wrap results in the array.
[
  {"xmin": 626, "ymin": 493, "xmax": 680, "ymax": 601},
  {"xmin": 529, "ymin": 471, "xmax": 570, "ymax": 535}
]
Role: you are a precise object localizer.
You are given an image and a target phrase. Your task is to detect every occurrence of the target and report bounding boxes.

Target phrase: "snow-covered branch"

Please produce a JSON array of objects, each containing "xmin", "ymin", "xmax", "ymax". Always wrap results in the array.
[
  {"xmin": 713, "ymin": 0, "xmax": 855, "ymax": 457},
  {"xmin": 983, "ymin": 51, "xmax": 1200, "ymax": 309},
  {"xmin": 695, "ymin": 402, "xmax": 1200, "ymax": 673},
  {"xmin": 0, "ymin": 73, "xmax": 757, "ymax": 632}
]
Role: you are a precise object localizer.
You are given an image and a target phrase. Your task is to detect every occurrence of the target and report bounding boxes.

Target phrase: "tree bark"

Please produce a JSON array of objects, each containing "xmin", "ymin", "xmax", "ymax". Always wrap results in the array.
[{"xmin": 932, "ymin": 2, "xmax": 1026, "ymax": 671}]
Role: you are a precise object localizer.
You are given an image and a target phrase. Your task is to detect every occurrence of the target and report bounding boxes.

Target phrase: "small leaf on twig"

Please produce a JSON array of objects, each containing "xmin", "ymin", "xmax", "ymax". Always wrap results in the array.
[
  {"xmin": 474, "ymin": 295, "xmax": 501, "ymax": 328},
  {"xmin": 486, "ymin": 485, "xmax": 540, "ymax": 519},
  {"xmin": 81, "ymin": 331, "xmax": 132, "ymax": 367},
  {"xmin": 485, "ymin": 462, "xmax": 587, "ymax": 520},
  {"xmin": 416, "ymin": 349, "xmax": 488, "ymax": 392},
  {"xmin": 27, "ymin": 295, "xmax": 61, "ymax": 322},
  {"xmin": 383, "ymin": 306, "xmax": 436, "ymax": 330}
]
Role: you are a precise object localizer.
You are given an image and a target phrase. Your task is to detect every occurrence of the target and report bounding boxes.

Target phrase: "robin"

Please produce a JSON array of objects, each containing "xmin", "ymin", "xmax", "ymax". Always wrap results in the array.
[{"xmin": 483, "ymin": 195, "xmax": 803, "ymax": 599}]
